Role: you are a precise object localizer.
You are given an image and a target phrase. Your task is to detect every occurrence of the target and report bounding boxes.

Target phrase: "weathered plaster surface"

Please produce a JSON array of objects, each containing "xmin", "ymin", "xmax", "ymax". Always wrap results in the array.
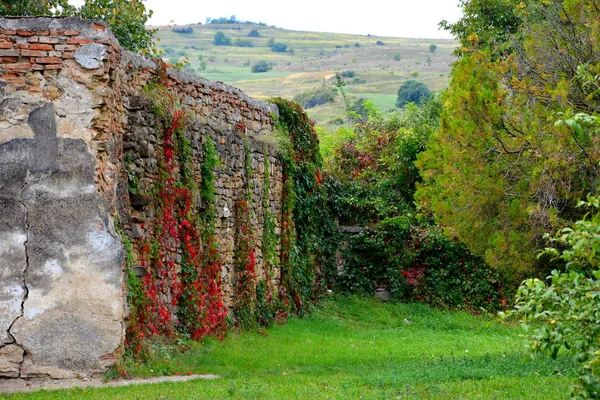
[{"xmin": 0, "ymin": 94, "xmax": 123, "ymax": 379}]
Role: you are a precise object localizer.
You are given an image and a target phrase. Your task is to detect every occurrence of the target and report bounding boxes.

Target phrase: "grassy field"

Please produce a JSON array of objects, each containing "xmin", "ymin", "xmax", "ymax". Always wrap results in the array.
[
  {"xmin": 4, "ymin": 296, "xmax": 575, "ymax": 399},
  {"xmin": 153, "ymin": 23, "xmax": 456, "ymax": 127}
]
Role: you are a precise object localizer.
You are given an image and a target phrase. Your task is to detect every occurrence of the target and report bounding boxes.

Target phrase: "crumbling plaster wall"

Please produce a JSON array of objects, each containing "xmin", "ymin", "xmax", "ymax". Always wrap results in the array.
[{"xmin": 0, "ymin": 17, "xmax": 283, "ymax": 380}]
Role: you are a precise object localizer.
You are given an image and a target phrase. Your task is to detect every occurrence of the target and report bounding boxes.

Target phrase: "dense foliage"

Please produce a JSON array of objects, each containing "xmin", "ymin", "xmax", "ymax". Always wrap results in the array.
[
  {"xmin": 0, "ymin": 0, "xmax": 155, "ymax": 53},
  {"xmin": 395, "ymin": 80, "xmax": 431, "ymax": 108},
  {"xmin": 339, "ymin": 215, "xmax": 506, "ymax": 312},
  {"xmin": 416, "ymin": 0, "xmax": 600, "ymax": 280},
  {"xmin": 511, "ymin": 196, "xmax": 600, "ymax": 398},
  {"xmin": 251, "ymin": 60, "xmax": 272, "ymax": 73},
  {"xmin": 324, "ymin": 97, "xmax": 507, "ymax": 310},
  {"xmin": 269, "ymin": 98, "xmax": 338, "ymax": 315},
  {"xmin": 293, "ymin": 87, "xmax": 336, "ymax": 109},
  {"xmin": 213, "ymin": 31, "xmax": 231, "ymax": 46}
]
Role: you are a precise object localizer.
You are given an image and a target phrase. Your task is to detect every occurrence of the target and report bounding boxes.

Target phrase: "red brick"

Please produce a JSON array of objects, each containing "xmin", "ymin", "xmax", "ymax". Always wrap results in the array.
[
  {"xmin": 36, "ymin": 30, "xmax": 50, "ymax": 36},
  {"xmin": 4, "ymin": 63, "xmax": 30, "ymax": 72},
  {"xmin": 2, "ymin": 30, "xmax": 16, "ymax": 35},
  {"xmin": 28, "ymin": 86, "xmax": 43, "ymax": 92},
  {"xmin": 44, "ymin": 64, "xmax": 62, "ymax": 70},
  {"xmin": 32, "ymin": 64, "xmax": 45, "ymax": 71},
  {"xmin": 64, "ymin": 30, "xmax": 81, "ymax": 36},
  {"xmin": 1, "ymin": 73, "xmax": 18, "ymax": 79},
  {"xmin": 67, "ymin": 38, "xmax": 93, "ymax": 45},
  {"xmin": 14, "ymin": 43, "xmax": 29, "ymax": 49},
  {"xmin": 0, "ymin": 42, "xmax": 13, "ymax": 49},
  {"xmin": 0, "ymin": 49, "xmax": 19, "ymax": 57},
  {"xmin": 2, "ymin": 57, "xmax": 18, "ymax": 63},
  {"xmin": 38, "ymin": 37, "xmax": 60, "ymax": 44},
  {"xmin": 55, "ymin": 44, "xmax": 78, "ymax": 51},
  {"xmin": 62, "ymin": 52, "xmax": 75, "ymax": 59},
  {"xmin": 92, "ymin": 23, "xmax": 106, "ymax": 31},
  {"xmin": 29, "ymin": 44, "xmax": 53, "ymax": 51},
  {"xmin": 27, "ymin": 36, "xmax": 39, "ymax": 43},
  {"xmin": 16, "ymin": 30, "xmax": 35, "ymax": 37},
  {"xmin": 21, "ymin": 50, "xmax": 47, "ymax": 57},
  {"xmin": 49, "ymin": 30, "xmax": 63, "ymax": 36},
  {"xmin": 35, "ymin": 57, "xmax": 62, "ymax": 64},
  {"xmin": 4, "ymin": 77, "xmax": 27, "ymax": 85}
]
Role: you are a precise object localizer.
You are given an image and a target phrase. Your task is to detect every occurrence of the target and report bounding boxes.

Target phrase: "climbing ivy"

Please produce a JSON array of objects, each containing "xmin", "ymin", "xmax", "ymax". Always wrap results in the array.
[
  {"xmin": 232, "ymin": 122, "xmax": 258, "ymax": 328},
  {"xmin": 125, "ymin": 59, "xmax": 226, "ymax": 355},
  {"xmin": 269, "ymin": 98, "xmax": 337, "ymax": 315}
]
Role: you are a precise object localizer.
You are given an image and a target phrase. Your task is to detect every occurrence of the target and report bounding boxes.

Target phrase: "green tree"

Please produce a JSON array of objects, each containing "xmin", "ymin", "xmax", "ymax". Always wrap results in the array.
[
  {"xmin": 251, "ymin": 60, "xmax": 272, "ymax": 73},
  {"xmin": 213, "ymin": 31, "xmax": 231, "ymax": 46},
  {"xmin": 0, "ymin": 0, "xmax": 74, "ymax": 16},
  {"xmin": 248, "ymin": 29, "xmax": 261, "ymax": 37},
  {"xmin": 78, "ymin": 0, "xmax": 155, "ymax": 53},
  {"xmin": 271, "ymin": 42, "xmax": 288, "ymax": 53},
  {"xmin": 429, "ymin": 43, "xmax": 437, "ymax": 53},
  {"xmin": 416, "ymin": 0, "xmax": 600, "ymax": 279},
  {"xmin": 395, "ymin": 80, "xmax": 431, "ymax": 108}
]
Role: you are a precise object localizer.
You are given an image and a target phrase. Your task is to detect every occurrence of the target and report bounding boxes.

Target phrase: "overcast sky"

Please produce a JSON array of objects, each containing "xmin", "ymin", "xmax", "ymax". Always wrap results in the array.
[{"xmin": 70, "ymin": 0, "xmax": 463, "ymax": 39}]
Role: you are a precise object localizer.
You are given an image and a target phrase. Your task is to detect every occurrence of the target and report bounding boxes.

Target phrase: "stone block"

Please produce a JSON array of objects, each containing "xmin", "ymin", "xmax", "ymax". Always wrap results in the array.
[{"xmin": 0, "ymin": 345, "xmax": 24, "ymax": 378}]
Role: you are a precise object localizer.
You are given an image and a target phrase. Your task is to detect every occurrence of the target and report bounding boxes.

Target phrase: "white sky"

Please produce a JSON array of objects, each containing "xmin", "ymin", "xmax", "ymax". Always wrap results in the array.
[{"xmin": 69, "ymin": 0, "xmax": 463, "ymax": 39}]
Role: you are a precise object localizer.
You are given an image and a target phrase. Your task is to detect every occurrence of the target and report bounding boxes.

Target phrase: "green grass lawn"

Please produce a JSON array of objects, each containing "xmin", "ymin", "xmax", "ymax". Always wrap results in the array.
[{"xmin": 3, "ymin": 296, "xmax": 574, "ymax": 399}]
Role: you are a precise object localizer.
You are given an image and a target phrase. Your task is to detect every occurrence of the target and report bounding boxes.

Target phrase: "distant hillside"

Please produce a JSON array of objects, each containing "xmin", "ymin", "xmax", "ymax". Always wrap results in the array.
[{"xmin": 153, "ymin": 23, "xmax": 457, "ymax": 127}]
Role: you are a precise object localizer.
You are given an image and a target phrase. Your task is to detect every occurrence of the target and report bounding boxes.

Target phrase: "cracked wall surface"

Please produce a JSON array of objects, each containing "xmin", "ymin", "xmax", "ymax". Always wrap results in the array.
[
  {"xmin": 0, "ymin": 18, "xmax": 124, "ymax": 379},
  {"xmin": 0, "ymin": 102, "xmax": 123, "ymax": 379}
]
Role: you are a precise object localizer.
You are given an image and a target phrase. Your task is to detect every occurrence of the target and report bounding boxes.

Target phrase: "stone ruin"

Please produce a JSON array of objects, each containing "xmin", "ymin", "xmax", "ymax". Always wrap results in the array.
[{"xmin": 0, "ymin": 17, "xmax": 285, "ymax": 379}]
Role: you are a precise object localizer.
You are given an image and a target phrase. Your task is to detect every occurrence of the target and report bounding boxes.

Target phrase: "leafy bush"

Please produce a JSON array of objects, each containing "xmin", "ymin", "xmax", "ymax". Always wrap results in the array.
[
  {"xmin": 429, "ymin": 43, "xmax": 437, "ymax": 53},
  {"xmin": 271, "ymin": 43, "xmax": 288, "ymax": 53},
  {"xmin": 376, "ymin": 40, "xmax": 385, "ymax": 46},
  {"xmin": 511, "ymin": 195, "xmax": 600, "ymax": 398},
  {"xmin": 340, "ymin": 70, "xmax": 355, "ymax": 78},
  {"xmin": 293, "ymin": 87, "xmax": 336, "ymax": 109},
  {"xmin": 396, "ymin": 80, "xmax": 431, "ymax": 108},
  {"xmin": 393, "ymin": 53, "xmax": 401, "ymax": 61},
  {"xmin": 172, "ymin": 26, "xmax": 193, "ymax": 34},
  {"xmin": 234, "ymin": 38, "xmax": 254, "ymax": 47},
  {"xmin": 213, "ymin": 31, "xmax": 231, "ymax": 46},
  {"xmin": 337, "ymin": 215, "xmax": 507, "ymax": 312},
  {"xmin": 251, "ymin": 60, "xmax": 272, "ymax": 73},
  {"xmin": 248, "ymin": 29, "xmax": 261, "ymax": 37}
]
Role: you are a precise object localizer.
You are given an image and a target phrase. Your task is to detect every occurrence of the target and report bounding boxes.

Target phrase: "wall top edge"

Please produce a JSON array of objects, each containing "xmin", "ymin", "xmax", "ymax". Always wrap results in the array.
[{"xmin": 0, "ymin": 17, "xmax": 279, "ymax": 117}]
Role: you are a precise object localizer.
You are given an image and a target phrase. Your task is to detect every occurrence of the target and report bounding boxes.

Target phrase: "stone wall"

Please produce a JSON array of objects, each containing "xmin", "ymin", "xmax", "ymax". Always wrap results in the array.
[{"xmin": 0, "ymin": 17, "xmax": 284, "ymax": 379}]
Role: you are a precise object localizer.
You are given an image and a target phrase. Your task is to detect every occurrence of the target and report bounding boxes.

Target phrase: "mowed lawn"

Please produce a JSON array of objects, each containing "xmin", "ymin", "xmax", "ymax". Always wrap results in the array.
[{"xmin": 3, "ymin": 296, "xmax": 574, "ymax": 399}]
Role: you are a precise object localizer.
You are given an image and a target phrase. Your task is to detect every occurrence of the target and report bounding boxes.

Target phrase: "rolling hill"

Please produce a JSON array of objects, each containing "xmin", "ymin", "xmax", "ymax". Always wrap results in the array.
[{"xmin": 153, "ymin": 22, "xmax": 457, "ymax": 127}]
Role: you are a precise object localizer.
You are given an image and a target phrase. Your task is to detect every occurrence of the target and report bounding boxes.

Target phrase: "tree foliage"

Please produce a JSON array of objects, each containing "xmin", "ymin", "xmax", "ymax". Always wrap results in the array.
[
  {"xmin": 293, "ymin": 86, "xmax": 335, "ymax": 109},
  {"xmin": 0, "ymin": 0, "xmax": 74, "ymax": 16},
  {"xmin": 213, "ymin": 31, "xmax": 231, "ymax": 46},
  {"xmin": 78, "ymin": 0, "xmax": 155, "ymax": 53},
  {"xmin": 0, "ymin": 0, "xmax": 155, "ymax": 53},
  {"xmin": 510, "ymin": 195, "xmax": 600, "ymax": 398},
  {"xmin": 416, "ymin": 0, "xmax": 600, "ymax": 280},
  {"xmin": 250, "ymin": 60, "xmax": 272, "ymax": 73},
  {"xmin": 396, "ymin": 80, "xmax": 431, "ymax": 108}
]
